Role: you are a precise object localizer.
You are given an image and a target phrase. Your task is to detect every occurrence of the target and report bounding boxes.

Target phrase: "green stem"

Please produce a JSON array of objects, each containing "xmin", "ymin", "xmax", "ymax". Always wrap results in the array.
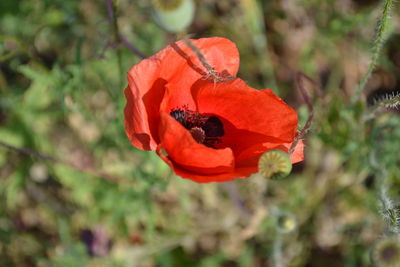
[
  {"xmin": 106, "ymin": 0, "xmax": 123, "ymax": 90},
  {"xmin": 272, "ymin": 234, "xmax": 283, "ymax": 267},
  {"xmin": 0, "ymin": 140, "xmax": 129, "ymax": 184},
  {"xmin": 352, "ymin": 0, "xmax": 394, "ymax": 102}
]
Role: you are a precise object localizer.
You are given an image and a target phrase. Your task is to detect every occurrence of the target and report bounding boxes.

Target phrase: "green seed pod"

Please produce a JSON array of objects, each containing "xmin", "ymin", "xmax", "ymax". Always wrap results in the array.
[
  {"xmin": 372, "ymin": 236, "xmax": 400, "ymax": 267},
  {"xmin": 276, "ymin": 211, "xmax": 297, "ymax": 234},
  {"xmin": 258, "ymin": 149, "xmax": 292, "ymax": 180},
  {"xmin": 152, "ymin": 0, "xmax": 195, "ymax": 33}
]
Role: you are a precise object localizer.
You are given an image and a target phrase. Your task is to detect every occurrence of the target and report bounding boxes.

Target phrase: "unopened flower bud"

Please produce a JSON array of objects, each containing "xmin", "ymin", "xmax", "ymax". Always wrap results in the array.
[
  {"xmin": 152, "ymin": 0, "xmax": 195, "ymax": 33},
  {"xmin": 258, "ymin": 149, "xmax": 292, "ymax": 180}
]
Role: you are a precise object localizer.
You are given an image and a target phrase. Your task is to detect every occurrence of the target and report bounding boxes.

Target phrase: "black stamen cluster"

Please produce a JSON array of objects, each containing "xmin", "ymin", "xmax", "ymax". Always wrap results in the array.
[
  {"xmin": 169, "ymin": 109, "xmax": 207, "ymax": 130},
  {"xmin": 170, "ymin": 108, "xmax": 224, "ymax": 147}
]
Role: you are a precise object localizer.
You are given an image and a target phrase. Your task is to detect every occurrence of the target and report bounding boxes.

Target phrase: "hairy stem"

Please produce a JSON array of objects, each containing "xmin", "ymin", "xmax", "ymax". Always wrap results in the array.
[
  {"xmin": 352, "ymin": 0, "xmax": 394, "ymax": 102},
  {"xmin": 370, "ymin": 151, "xmax": 400, "ymax": 234},
  {"xmin": 363, "ymin": 91, "xmax": 400, "ymax": 121}
]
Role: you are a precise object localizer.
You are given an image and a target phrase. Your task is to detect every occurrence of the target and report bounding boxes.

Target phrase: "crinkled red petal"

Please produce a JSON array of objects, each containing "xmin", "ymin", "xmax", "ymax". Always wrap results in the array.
[
  {"xmin": 158, "ymin": 113, "xmax": 235, "ymax": 178},
  {"xmin": 124, "ymin": 37, "xmax": 239, "ymax": 151},
  {"xmin": 191, "ymin": 78, "xmax": 298, "ymax": 163}
]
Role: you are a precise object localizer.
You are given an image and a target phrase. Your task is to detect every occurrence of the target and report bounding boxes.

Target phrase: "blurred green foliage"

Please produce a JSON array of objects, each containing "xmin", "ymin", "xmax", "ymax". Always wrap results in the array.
[{"xmin": 1, "ymin": 0, "xmax": 400, "ymax": 266}]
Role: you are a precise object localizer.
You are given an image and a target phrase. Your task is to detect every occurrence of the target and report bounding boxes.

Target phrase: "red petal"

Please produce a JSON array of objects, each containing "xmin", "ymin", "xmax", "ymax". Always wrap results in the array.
[
  {"xmin": 192, "ymin": 78, "xmax": 299, "ymax": 162},
  {"xmin": 157, "ymin": 145, "xmax": 257, "ymax": 183},
  {"xmin": 124, "ymin": 37, "xmax": 239, "ymax": 151},
  {"xmin": 279, "ymin": 140, "xmax": 304, "ymax": 164},
  {"xmin": 158, "ymin": 153, "xmax": 255, "ymax": 183},
  {"xmin": 158, "ymin": 112, "xmax": 235, "ymax": 180},
  {"xmin": 124, "ymin": 83, "xmax": 165, "ymax": 151}
]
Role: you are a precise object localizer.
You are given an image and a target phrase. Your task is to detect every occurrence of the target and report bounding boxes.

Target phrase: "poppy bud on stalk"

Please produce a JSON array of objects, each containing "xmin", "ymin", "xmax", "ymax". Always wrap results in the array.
[
  {"xmin": 152, "ymin": 0, "xmax": 195, "ymax": 33},
  {"xmin": 372, "ymin": 236, "xmax": 400, "ymax": 267},
  {"xmin": 258, "ymin": 149, "xmax": 292, "ymax": 179}
]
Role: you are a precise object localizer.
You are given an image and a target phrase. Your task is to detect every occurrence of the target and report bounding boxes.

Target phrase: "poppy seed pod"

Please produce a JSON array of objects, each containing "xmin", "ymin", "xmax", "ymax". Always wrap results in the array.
[
  {"xmin": 258, "ymin": 149, "xmax": 292, "ymax": 179},
  {"xmin": 152, "ymin": 0, "xmax": 195, "ymax": 33},
  {"xmin": 372, "ymin": 236, "xmax": 400, "ymax": 267}
]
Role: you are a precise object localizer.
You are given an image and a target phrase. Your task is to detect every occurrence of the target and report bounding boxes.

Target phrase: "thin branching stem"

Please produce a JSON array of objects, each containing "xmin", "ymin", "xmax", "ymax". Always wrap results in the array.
[
  {"xmin": 105, "ymin": 0, "xmax": 146, "ymax": 60},
  {"xmin": 0, "ymin": 140, "xmax": 129, "ymax": 184},
  {"xmin": 106, "ymin": 0, "xmax": 124, "ymax": 89},
  {"xmin": 119, "ymin": 34, "xmax": 146, "ymax": 59},
  {"xmin": 288, "ymin": 72, "xmax": 320, "ymax": 155},
  {"xmin": 352, "ymin": 0, "xmax": 394, "ymax": 102},
  {"xmin": 104, "ymin": 0, "xmax": 146, "ymax": 97},
  {"xmin": 272, "ymin": 234, "xmax": 284, "ymax": 267},
  {"xmin": 182, "ymin": 38, "xmax": 236, "ymax": 82}
]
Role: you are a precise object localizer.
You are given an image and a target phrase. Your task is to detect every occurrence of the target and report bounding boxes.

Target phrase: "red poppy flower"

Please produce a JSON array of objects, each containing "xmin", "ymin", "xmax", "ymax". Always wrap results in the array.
[{"xmin": 124, "ymin": 37, "xmax": 303, "ymax": 183}]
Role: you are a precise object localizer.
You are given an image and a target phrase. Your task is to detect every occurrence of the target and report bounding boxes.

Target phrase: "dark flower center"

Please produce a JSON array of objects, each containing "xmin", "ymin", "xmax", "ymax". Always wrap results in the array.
[
  {"xmin": 170, "ymin": 108, "xmax": 224, "ymax": 148},
  {"xmin": 190, "ymin": 127, "xmax": 206, "ymax": 144}
]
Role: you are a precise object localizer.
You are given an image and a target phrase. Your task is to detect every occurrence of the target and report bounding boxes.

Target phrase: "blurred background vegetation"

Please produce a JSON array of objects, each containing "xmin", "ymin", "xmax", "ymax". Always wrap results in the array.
[{"xmin": 1, "ymin": 0, "xmax": 400, "ymax": 266}]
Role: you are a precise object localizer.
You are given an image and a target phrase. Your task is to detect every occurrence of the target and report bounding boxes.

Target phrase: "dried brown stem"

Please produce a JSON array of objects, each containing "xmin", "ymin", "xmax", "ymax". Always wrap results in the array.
[
  {"xmin": 105, "ymin": 0, "xmax": 146, "ymax": 59},
  {"xmin": 288, "ymin": 72, "xmax": 318, "ymax": 155},
  {"xmin": 119, "ymin": 34, "xmax": 146, "ymax": 59},
  {"xmin": 183, "ymin": 38, "xmax": 236, "ymax": 83}
]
